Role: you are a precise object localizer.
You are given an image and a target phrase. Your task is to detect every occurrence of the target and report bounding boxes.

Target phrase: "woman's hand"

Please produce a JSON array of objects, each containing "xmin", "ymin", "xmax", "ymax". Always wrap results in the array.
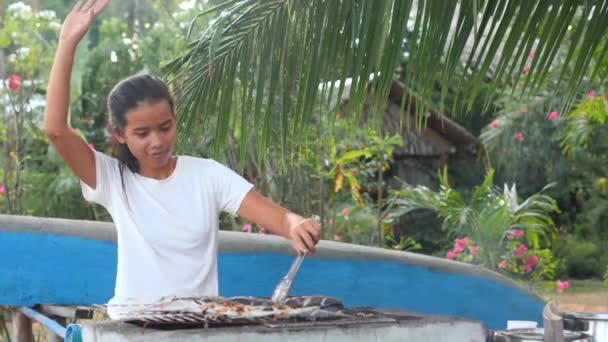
[
  {"xmin": 286, "ymin": 214, "xmax": 322, "ymax": 255},
  {"xmin": 60, "ymin": 0, "xmax": 110, "ymax": 46}
]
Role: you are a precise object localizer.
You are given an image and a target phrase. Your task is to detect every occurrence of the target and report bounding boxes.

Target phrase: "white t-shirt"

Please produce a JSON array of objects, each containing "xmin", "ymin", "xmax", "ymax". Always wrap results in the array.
[{"xmin": 81, "ymin": 151, "xmax": 253, "ymax": 318}]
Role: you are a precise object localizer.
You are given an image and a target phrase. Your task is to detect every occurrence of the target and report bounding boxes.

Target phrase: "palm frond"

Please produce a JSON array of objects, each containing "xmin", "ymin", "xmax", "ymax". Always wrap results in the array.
[{"xmin": 163, "ymin": 0, "xmax": 608, "ymax": 158}]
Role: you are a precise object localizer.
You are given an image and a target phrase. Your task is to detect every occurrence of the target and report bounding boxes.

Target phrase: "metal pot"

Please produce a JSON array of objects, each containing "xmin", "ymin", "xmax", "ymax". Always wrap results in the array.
[
  {"xmin": 492, "ymin": 328, "xmax": 592, "ymax": 341},
  {"xmin": 563, "ymin": 313, "xmax": 608, "ymax": 342}
]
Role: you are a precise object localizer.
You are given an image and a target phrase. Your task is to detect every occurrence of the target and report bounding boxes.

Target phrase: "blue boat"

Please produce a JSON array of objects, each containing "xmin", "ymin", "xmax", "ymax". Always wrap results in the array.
[{"xmin": 0, "ymin": 214, "xmax": 544, "ymax": 332}]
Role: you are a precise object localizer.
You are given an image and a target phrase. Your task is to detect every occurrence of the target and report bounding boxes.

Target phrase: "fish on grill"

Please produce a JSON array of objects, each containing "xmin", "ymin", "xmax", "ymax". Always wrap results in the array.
[{"xmin": 105, "ymin": 295, "xmax": 345, "ymax": 324}]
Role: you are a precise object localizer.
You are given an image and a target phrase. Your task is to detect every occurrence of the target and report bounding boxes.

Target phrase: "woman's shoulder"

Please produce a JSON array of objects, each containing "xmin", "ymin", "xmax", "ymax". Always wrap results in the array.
[{"xmin": 92, "ymin": 150, "xmax": 121, "ymax": 168}]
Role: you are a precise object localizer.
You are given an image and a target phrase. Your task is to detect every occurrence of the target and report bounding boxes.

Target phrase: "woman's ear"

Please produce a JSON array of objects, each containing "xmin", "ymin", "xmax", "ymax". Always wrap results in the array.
[{"xmin": 113, "ymin": 127, "xmax": 127, "ymax": 144}]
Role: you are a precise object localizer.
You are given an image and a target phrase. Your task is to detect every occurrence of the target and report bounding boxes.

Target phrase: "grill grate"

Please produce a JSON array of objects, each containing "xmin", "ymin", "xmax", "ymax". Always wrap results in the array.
[{"xmin": 127, "ymin": 309, "xmax": 401, "ymax": 330}]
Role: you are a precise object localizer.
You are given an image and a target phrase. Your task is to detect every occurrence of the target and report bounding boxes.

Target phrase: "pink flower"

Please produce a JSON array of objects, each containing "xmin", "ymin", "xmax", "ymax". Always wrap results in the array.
[
  {"xmin": 469, "ymin": 245, "xmax": 480, "ymax": 256},
  {"xmin": 524, "ymin": 255, "xmax": 539, "ymax": 267},
  {"xmin": 498, "ymin": 260, "xmax": 507, "ymax": 269},
  {"xmin": 259, "ymin": 227, "xmax": 266, "ymax": 235},
  {"xmin": 556, "ymin": 280, "xmax": 569, "ymax": 294},
  {"xmin": 528, "ymin": 48, "xmax": 536, "ymax": 60},
  {"xmin": 452, "ymin": 245, "xmax": 464, "ymax": 254},
  {"xmin": 514, "ymin": 133, "xmax": 525, "ymax": 142},
  {"xmin": 522, "ymin": 66, "xmax": 530, "ymax": 74},
  {"xmin": 523, "ymin": 264, "xmax": 533, "ymax": 273},
  {"xmin": 340, "ymin": 208, "xmax": 349, "ymax": 218},
  {"xmin": 587, "ymin": 90, "xmax": 596, "ymax": 99},
  {"xmin": 242, "ymin": 224, "xmax": 252, "ymax": 233},
  {"xmin": 455, "ymin": 237, "xmax": 470, "ymax": 249},
  {"xmin": 508, "ymin": 229, "xmax": 525, "ymax": 240},
  {"xmin": 446, "ymin": 251, "xmax": 457, "ymax": 260},
  {"xmin": 547, "ymin": 111, "xmax": 559, "ymax": 121},
  {"xmin": 512, "ymin": 244, "xmax": 528, "ymax": 257},
  {"xmin": 490, "ymin": 120, "xmax": 499, "ymax": 128},
  {"xmin": 7, "ymin": 75, "xmax": 21, "ymax": 93},
  {"xmin": 0, "ymin": 186, "xmax": 5, "ymax": 195}
]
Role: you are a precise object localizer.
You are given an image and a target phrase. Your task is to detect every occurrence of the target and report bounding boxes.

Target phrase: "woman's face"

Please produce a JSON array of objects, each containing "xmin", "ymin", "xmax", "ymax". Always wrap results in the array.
[{"xmin": 115, "ymin": 100, "xmax": 177, "ymax": 173}]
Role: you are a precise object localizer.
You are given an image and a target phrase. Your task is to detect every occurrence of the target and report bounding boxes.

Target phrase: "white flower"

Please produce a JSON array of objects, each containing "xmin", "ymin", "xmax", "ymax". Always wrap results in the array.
[
  {"xmin": 8, "ymin": 2, "xmax": 32, "ymax": 20},
  {"xmin": 49, "ymin": 22, "xmax": 61, "ymax": 31},
  {"xmin": 37, "ymin": 10, "xmax": 56, "ymax": 20},
  {"xmin": 17, "ymin": 47, "xmax": 30, "ymax": 57}
]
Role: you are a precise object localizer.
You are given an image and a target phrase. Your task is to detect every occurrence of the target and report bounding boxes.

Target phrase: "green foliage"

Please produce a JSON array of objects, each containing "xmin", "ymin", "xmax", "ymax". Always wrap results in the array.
[
  {"xmin": 165, "ymin": 0, "xmax": 608, "ymax": 161},
  {"xmin": 0, "ymin": 3, "xmax": 60, "ymax": 215},
  {"xmin": 561, "ymin": 93, "xmax": 608, "ymax": 157},
  {"xmin": 554, "ymin": 236, "xmax": 602, "ymax": 279},
  {"xmin": 307, "ymin": 120, "xmax": 405, "ymax": 246},
  {"xmin": 390, "ymin": 167, "xmax": 559, "ymax": 270}
]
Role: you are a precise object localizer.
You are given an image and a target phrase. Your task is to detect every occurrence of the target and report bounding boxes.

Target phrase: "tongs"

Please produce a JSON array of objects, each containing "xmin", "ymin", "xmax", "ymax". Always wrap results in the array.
[
  {"xmin": 271, "ymin": 251, "xmax": 307, "ymax": 303},
  {"xmin": 271, "ymin": 216, "xmax": 320, "ymax": 303}
]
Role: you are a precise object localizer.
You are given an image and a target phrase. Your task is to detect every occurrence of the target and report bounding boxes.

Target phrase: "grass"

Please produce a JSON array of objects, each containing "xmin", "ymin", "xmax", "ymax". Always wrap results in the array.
[{"xmin": 529, "ymin": 279, "xmax": 608, "ymax": 313}]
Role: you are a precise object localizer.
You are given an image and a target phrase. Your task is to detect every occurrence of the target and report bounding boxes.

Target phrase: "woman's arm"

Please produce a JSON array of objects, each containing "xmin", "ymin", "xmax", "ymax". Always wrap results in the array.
[
  {"xmin": 44, "ymin": 0, "xmax": 109, "ymax": 189},
  {"xmin": 237, "ymin": 190, "xmax": 321, "ymax": 254}
]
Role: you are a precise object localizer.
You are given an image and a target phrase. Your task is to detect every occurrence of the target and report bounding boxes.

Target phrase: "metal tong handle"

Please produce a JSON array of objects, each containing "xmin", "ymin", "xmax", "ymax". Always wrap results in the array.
[
  {"xmin": 271, "ymin": 251, "xmax": 307, "ymax": 303},
  {"xmin": 271, "ymin": 215, "xmax": 320, "ymax": 303}
]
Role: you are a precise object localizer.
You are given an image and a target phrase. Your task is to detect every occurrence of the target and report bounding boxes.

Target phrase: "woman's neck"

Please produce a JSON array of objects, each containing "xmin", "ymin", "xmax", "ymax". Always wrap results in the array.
[{"xmin": 137, "ymin": 156, "xmax": 177, "ymax": 180}]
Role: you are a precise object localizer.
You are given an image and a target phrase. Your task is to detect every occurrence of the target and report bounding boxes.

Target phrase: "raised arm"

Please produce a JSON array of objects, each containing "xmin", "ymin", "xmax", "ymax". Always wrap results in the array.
[{"xmin": 44, "ymin": 0, "xmax": 110, "ymax": 189}]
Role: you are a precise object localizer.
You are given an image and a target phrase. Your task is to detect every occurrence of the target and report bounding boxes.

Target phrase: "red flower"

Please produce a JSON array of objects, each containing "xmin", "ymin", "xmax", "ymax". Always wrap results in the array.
[
  {"xmin": 587, "ymin": 90, "xmax": 596, "ymax": 99},
  {"xmin": 556, "ymin": 280, "xmax": 569, "ymax": 294},
  {"xmin": 469, "ymin": 245, "xmax": 480, "ymax": 256},
  {"xmin": 512, "ymin": 244, "xmax": 528, "ymax": 257},
  {"xmin": 514, "ymin": 133, "xmax": 525, "ymax": 142},
  {"xmin": 547, "ymin": 111, "xmax": 559, "ymax": 121},
  {"xmin": 7, "ymin": 75, "xmax": 21, "ymax": 93},
  {"xmin": 340, "ymin": 208, "xmax": 349, "ymax": 218}
]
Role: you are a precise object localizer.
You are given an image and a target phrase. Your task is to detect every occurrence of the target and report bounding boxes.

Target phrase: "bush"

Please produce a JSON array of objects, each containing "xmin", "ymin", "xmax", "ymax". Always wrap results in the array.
[{"xmin": 554, "ymin": 236, "xmax": 602, "ymax": 278}]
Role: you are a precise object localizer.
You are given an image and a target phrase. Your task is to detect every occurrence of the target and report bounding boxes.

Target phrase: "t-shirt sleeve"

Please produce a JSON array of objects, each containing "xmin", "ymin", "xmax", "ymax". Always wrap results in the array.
[
  {"xmin": 80, "ymin": 150, "xmax": 121, "ymax": 208},
  {"xmin": 211, "ymin": 160, "xmax": 254, "ymax": 216}
]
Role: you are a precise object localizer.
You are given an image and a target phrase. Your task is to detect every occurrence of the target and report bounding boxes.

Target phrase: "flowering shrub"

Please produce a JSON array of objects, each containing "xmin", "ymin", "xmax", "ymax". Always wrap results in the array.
[
  {"xmin": 445, "ymin": 237, "xmax": 480, "ymax": 264},
  {"xmin": 444, "ymin": 230, "xmax": 559, "ymax": 281},
  {"xmin": 496, "ymin": 229, "xmax": 559, "ymax": 281}
]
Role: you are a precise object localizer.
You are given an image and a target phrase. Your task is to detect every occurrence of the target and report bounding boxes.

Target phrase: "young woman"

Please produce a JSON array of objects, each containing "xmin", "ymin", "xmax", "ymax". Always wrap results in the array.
[{"xmin": 44, "ymin": 0, "xmax": 321, "ymax": 318}]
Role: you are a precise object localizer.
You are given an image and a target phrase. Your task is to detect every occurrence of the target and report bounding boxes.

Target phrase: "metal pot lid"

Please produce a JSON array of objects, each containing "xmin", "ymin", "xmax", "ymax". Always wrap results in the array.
[
  {"xmin": 562, "ymin": 312, "xmax": 608, "ymax": 321},
  {"xmin": 495, "ymin": 328, "xmax": 591, "ymax": 341}
]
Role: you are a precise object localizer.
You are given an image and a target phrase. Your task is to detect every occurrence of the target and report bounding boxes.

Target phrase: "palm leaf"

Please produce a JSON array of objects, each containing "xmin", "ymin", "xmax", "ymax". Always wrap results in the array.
[{"xmin": 163, "ymin": 0, "xmax": 608, "ymax": 158}]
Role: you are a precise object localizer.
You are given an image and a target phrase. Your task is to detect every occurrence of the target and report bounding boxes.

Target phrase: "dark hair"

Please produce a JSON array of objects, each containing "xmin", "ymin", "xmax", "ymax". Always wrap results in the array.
[
  {"xmin": 108, "ymin": 73, "xmax": 174, "ymax": 173},
  {"xmin": 107, "ymin": 73, "xmax": 174, "ymax": 199}
]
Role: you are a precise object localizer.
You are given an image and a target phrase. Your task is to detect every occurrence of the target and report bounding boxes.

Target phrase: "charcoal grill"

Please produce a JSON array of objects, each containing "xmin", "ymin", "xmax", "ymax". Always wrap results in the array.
[
  {"xmin": 126, "ymin": 307, "xmax": 409, "ymax": 331},
  {"xmin": 110, "ymin": 295, "xmax": 407, "ymax": 330},
  {"xmin": 82, "ymin": 298, "xmax": 486, "ymax": 342}
]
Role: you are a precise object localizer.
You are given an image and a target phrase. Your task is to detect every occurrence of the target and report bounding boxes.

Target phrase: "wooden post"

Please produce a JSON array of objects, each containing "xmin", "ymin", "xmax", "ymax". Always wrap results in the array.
[
  {"xmin": 46, "ymin": 317, "xmax": 65, "ymax": 342},
  {"xmin": 543, "ymin": 301, "xmax": 564, "ymax": 342},
  {"xmin": 11, "ymin": 310, "xmax": 33, "ymax": 342}
]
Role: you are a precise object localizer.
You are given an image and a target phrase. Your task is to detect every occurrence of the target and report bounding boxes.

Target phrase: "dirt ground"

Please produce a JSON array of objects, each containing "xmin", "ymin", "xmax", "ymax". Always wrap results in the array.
[{"xmin": 555, "ymin": 291, "xmax": 608, "ymax": 313}]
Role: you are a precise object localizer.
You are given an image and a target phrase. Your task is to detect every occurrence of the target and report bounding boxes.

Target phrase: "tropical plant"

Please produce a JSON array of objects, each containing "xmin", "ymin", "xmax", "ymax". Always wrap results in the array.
[
  {"xmin": 389, "ymin": 167, "xmax": 559, "ymax": 270},
  {"xmin": 0, "ymin": 3, "xmax": 61, "ymax": 215},
  {"xmin": 163, "ymin": 0, "xmax": 608, "ymax": 159}
]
